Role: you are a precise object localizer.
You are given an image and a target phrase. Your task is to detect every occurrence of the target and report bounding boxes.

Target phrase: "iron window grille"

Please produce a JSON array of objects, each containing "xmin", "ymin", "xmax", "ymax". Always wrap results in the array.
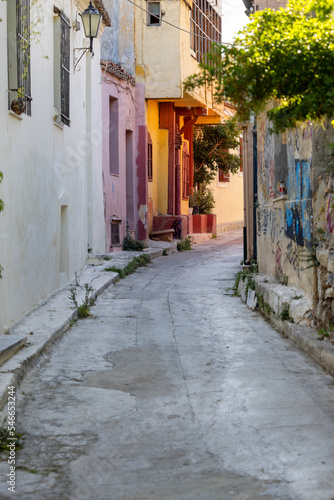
[
  {"xmin": 60, "ymin": 13, "xmax": 71, "ymax": 126},
  {"xmin": 110, "ymin": 222, "xmax": 120, "ymax": 246},
  {"xmin": 190, "ymin": 0, "xmax": 222, "ymax": 63},
  {"xmin": 8, "ymin": 0, "xmax": 32, "ymax": 116}
]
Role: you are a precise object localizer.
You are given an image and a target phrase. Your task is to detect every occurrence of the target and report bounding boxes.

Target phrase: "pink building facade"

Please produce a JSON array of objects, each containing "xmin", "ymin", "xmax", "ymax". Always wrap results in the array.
[{"xmin": 101, "ymin": 62, "xmax": 148, "ymax": 250}]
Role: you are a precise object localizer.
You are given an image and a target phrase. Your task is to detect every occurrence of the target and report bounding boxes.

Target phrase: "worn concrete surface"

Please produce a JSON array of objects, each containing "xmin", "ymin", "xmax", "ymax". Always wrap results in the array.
[{"xmin": 0, "ymin": 231, "xmax": 334, "ymax": 500}]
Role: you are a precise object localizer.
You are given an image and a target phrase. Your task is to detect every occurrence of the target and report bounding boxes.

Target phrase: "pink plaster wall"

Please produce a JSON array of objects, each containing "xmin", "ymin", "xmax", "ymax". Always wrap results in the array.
[
  {"xmin": 102, "ymin": 71, "xmax": 137, "ymax": 251},
  {"xmin": 135, "ymin": 83, "xmax": 149, "ymax": 241}
]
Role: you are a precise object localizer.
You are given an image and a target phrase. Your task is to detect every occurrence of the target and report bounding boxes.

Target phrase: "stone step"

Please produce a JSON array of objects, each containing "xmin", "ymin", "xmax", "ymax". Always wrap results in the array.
[
  {"xmin": 0, "ymin": 335, "xmax": 27, "ymax": 367},
  {"xmin": 188, "ymin": 233, "xmax": 213, "ymax": 244}
]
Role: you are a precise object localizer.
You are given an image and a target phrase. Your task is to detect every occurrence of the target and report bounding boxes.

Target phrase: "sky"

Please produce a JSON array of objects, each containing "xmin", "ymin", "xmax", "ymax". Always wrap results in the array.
[{"xmin": 221, "ymin": 0, "xmax": 249, "ymax": 44}]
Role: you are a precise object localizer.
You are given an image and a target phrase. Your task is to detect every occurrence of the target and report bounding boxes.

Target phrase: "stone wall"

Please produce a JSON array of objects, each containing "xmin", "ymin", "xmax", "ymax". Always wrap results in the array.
[{"xmin": 256, "ymin": 114, "xmax": 334, "ymax": 328}]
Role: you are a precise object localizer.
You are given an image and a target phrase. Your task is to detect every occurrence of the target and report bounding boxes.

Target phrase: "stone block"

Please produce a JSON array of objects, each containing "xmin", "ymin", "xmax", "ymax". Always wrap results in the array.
[
  {"xmin": 247, "ymin": 289, "xmax": 257, "ymax": 310},
  {"xmin": 316, "ymin": 247, "xmax": 329, "ymax": 268},
  {"xmin": 328, "ymin": 252, "xmax": 334, "ymax": 273},
  {"xmin": 289, "ymin": 297, "xmax": 313, "ymax": 324},
  {"xmin": 325, "ymin": 287, "xmax": 334, "ymax": 299}
]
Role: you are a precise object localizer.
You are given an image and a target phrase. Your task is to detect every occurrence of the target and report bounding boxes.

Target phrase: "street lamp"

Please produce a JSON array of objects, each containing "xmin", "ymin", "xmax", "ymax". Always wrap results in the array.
[
  {"xmin": 74, "ymin": 2, "xmax": 102, "ymax": 69},
  {"xmin": 80, "ymin": 1, "xmax": 102, "ymax": 53}
]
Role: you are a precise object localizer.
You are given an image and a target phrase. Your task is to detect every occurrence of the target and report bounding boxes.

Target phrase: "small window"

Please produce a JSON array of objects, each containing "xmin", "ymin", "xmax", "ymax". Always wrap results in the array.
[
  {"xmin": 110, "ymin": 223, "xmax": 120, "ymax": 246},
  {"xmin": 148, "ymin": 133, "xmax": 153, "ymax": 181},
  {"xmin": 147, "ymin": 2, "xmax": 161, "ymax": 25},
  {"xmin": 219, "ymin": 169, "xmax": 230, "ymax": 183},
  {"xmin": 7, "ymin": 0, "xmax": 32, "ymax": 116}
]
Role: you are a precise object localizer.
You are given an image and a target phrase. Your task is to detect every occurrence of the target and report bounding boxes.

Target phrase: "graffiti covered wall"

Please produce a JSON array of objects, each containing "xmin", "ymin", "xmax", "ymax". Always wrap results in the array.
[{"xmin": 256, "ymin": 115, "xmax": 315, "ymax": 300}]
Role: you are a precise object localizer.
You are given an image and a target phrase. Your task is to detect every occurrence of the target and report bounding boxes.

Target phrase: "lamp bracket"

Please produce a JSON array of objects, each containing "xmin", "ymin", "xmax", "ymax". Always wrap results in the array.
[{"xmin": 73, "ymin": 47, "xmax": 94, "ymax": 71}]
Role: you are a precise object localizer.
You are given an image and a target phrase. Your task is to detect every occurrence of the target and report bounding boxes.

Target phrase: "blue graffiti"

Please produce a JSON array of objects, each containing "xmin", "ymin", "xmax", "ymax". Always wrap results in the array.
[{"xmin": 285, "ymin": 160, "xmax": 312, "ymax": 246}]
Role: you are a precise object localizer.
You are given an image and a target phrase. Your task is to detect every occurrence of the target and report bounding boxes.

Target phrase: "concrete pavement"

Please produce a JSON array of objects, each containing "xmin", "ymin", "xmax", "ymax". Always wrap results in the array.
[{"xmin": 0, "ymin": 231, "xmax": 334, "ymax": 499}]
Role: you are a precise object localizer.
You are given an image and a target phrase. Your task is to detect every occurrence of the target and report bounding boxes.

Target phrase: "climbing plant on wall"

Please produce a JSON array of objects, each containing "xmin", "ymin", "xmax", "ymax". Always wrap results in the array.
[{"xmin": 185, "ymin": 0, "xmax": 334, "ymax": 133}]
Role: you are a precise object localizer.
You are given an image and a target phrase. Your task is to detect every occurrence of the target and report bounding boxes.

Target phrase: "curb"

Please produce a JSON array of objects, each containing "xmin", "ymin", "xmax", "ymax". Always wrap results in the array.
[
  {"xmin": 0, "ymin": 241, "xmax": 178, "ymax": 412},
  {"xmin": 238, "ymin": 275, "xmax": 334, "ymax": 377}
]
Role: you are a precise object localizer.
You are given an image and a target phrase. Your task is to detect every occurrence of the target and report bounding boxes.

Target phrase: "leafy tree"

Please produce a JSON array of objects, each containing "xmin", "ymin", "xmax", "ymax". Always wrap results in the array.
[
  {"xmin": 185, "ymin": 0, "xmax": 334, "ymax": 133},
  {"xmin": 193, "ymin": 121, "xmax": 241, "ymax": 185}
]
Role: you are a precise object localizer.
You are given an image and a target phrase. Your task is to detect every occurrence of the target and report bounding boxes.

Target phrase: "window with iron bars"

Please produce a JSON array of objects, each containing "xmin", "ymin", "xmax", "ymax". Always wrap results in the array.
[
  {"xmin": 54, "ymin": 8, "xmax": 71, "ymax": 127},
  {"xmin": 60, "ymin": 14, "xmax": 71, "ymax": 126},
  {"xmin": 190, "ymin": 0, "xmax": 222, "ymax": 63},
  {"xmin": 110, "ymin": 223, "xmax": 120, "ymax": 246},
  {"xmin": 7, "ymin": 0, "xmax": 32, "ymax": 116}
]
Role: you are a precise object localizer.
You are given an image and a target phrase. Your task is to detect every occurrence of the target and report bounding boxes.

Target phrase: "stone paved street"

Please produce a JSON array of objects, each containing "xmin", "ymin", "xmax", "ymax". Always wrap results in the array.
[{"xmin": 0, "ymin": 231, "xmax": 334, "ymax": 500}]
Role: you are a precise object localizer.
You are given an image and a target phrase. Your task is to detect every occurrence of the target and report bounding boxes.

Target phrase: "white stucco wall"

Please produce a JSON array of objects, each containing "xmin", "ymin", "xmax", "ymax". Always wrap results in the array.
[{"xmin": 0, "ymin": 0, "xmax": 105, "ymax": 332}]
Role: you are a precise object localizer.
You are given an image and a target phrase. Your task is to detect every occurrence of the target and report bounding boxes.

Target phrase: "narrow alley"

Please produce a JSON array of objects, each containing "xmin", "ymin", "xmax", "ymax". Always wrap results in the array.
[{"xmin": 1, "ymin": 232, "xmax": 333, "ymax": 500}]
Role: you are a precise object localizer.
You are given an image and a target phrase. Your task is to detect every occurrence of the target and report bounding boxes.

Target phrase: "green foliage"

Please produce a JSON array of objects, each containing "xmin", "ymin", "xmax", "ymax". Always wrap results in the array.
[
  {"xmin": 105, "ymin": 254, "xmax": 151, "ymax": 278},
  {"xmin": 122, "ymin": 236, "xmax": 146, "ymax": 252},
  {"xmin": 191, "ymin": 185, "xmax": 215, "ymax": 214},
  {"xmin": 257, "ymin": 294, "xmax": 272, "ymax": 318},
  {"xmin": 184, "ymin": 0, "xmax": 334, "ymax": 133},
  {"xmin": 177, "ymin": 237, "xmax": 193, "ymax": 252},
  {"xmin": 193, "ymin": 121, "xmax": 241, "ymax": 185},
  {"xmin": 162, "ymin": 248, "xmax": 168, "ymax": 256},
  {"xmin": 279, "ymin": 305, "xmax": 292, "ymax": 321}
]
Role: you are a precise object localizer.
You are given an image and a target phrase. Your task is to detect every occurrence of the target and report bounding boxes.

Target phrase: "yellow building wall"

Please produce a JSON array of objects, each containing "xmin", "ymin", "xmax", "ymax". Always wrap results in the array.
[
  {"xmin": 146, "ymin": 100, "xmax": 169, "ymax": 234},
  {"xmin": 209, "ymin": 169, "xmax": 244, "ymax": 231},
  {"xmin": 135, "ymin": 0, "xmax": 182, "ymax": 97}
]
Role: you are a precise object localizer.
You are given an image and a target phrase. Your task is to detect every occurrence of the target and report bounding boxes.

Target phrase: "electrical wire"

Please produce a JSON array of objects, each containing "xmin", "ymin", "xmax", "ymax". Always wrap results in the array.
[{"xmin": 127, "ymin": 0, "xmax": 233, "ymax": 47}]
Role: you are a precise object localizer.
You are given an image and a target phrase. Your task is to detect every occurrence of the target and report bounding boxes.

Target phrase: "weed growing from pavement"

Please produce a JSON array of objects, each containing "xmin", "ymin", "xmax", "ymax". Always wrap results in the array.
[
  {"xmin": 318, "ymin": 325, "xmax": 334, "ymax": 341},
  {"xmin": 69, "ymin": 283, "xmax": 95, "ymax": 319},
  {"xmin": 177, "ymin": 237, "xmax": 192, "ymax": 252},
  {"xmin": 0, "ymin": 427, "xmax": 24, "ymax": 453},
  {"xmin": 105, "ymin": 254, "xmax": 151, "ymax": 278},
  {"xmin": 162, "ymin": 249, "xmax": 168, "ymax": 256}
]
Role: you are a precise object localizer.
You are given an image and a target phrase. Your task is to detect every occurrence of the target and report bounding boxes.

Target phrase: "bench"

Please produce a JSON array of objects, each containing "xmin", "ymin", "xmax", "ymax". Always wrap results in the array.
[{"xmin": 150, "ymin": 229, "xmax": 175, "ymax": 241}]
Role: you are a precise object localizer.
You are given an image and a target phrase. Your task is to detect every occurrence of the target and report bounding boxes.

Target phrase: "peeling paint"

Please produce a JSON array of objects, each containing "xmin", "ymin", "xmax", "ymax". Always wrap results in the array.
[{"xmin": 139, "ymin": 204, "xmax": 148, "ymax": 227}]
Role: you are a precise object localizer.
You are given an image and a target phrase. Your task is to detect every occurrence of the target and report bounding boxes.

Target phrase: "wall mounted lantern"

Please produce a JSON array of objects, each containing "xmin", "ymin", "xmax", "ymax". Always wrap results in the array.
[
  {"xmin": 74, "ymin": 2, "xmax": 102, "ymax": 70},
  {"xmin": 81, "ymin": 2, "xmax": 102, "ymax": 52}
]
